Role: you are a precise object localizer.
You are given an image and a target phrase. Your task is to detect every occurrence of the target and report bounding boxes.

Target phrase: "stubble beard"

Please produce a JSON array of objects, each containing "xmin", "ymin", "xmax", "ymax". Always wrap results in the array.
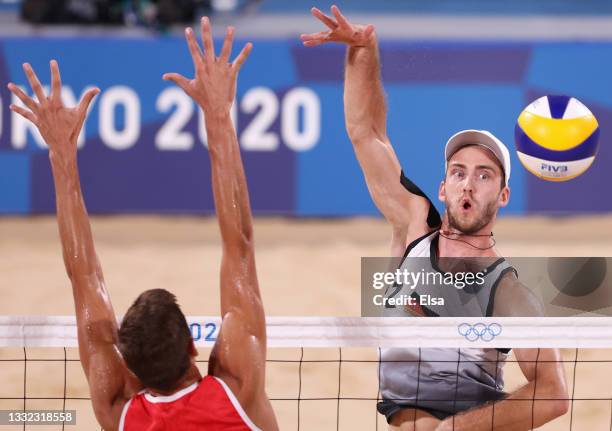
[{"xmin": 446, "ymin": 198, "xmax": 498, "ymax": 235}]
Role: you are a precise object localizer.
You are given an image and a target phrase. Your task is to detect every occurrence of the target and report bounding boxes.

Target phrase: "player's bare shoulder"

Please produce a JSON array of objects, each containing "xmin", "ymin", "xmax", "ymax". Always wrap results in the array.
[{"xmin": 492, "ymin": 270, "xmax": 544, "ymax": 317}]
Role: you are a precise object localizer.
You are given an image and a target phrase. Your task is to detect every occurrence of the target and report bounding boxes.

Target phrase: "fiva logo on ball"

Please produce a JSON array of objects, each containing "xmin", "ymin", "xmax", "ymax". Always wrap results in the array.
[{"xmin": 515, "ymin": 95, "xmax": 600, "ymax": 181}]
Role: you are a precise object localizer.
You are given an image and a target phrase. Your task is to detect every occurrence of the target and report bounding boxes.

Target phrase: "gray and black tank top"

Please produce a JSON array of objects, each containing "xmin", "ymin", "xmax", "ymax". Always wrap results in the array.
[{"xmin": 380, "ymin": 230, "xmax": 515, "ymax": 415}]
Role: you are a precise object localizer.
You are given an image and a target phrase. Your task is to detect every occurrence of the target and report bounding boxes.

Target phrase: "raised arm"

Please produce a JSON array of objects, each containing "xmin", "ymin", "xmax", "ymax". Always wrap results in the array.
[
  {"xmin": 163, "ymin": 19, "xmax": 277, "ymax": 430},
  {"xmin": 8, "ymin": 62, "xmax": 133, "ymax": 430},
  {"xmin": 301, "ymin": 6, "xmax": 432, "ymax": 255},
  {"xmin": 436, "ymin": 348, "xmax": 568, "ymax": 431}
]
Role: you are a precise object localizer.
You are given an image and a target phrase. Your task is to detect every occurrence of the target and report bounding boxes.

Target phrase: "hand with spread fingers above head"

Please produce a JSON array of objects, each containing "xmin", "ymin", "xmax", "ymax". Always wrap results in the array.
[
  {"xmin": 163, "ymin": 16, "xmax": 252, "ymax": 119},
  {"xmin": 300, "ymin": 4, "xmax": 375, "ymax": 48},
  {"xmin": 7, "ymin": 60, "xmax": 99, "ymax": 161}
]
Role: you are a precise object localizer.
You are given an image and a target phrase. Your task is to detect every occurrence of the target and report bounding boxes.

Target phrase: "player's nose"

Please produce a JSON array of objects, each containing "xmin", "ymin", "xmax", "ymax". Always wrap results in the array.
[{"xmin": 461, "ymin": 174, "xmax": 475, "ymax": 192}]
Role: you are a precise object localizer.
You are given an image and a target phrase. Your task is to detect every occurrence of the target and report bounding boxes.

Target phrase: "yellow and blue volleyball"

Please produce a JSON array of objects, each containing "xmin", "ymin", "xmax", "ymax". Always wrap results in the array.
[{"xmin": 515, "ymin": 95, "xmax": 599, "ymax": 181}]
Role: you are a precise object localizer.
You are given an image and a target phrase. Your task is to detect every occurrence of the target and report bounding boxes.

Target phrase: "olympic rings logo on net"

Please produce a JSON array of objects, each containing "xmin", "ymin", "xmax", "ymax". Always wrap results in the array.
[{"xmin": 458, "ymin": 323, "xmax": 502, "ymax": 342}]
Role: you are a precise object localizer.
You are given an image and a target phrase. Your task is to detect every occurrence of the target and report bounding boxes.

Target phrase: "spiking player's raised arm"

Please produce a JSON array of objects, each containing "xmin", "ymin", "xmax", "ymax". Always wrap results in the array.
[{"xmin": 301, "ymin": 5, "xmax": 436, "ymax": 257}]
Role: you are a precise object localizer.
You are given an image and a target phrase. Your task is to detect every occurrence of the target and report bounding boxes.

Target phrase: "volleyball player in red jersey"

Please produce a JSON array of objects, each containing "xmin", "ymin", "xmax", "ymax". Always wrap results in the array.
[{"xmin": 7, "ymin": 17, "xmax": 278, "ymax": 431}]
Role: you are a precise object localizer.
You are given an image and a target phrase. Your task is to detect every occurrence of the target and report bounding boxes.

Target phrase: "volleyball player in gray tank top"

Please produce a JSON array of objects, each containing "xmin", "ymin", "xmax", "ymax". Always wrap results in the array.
[{"xmin": 301, "ymin": 6, "xmax": 569, "ymax": 430}]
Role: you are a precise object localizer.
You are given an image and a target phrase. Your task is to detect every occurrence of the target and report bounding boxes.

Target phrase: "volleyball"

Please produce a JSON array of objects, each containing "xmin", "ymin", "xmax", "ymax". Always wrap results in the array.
[{"xmin": 515, "ymin": 95, "xmax": 600, "ymax": 181}]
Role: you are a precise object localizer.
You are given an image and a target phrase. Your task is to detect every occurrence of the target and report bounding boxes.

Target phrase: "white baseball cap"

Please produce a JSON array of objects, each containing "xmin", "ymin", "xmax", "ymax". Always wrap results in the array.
[{"xmin": 444, "ymin": 129, "xmax": 511, "ymax": 186}]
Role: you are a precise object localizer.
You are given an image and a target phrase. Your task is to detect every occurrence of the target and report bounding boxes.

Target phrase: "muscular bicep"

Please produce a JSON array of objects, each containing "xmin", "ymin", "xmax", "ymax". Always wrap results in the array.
[
  {"xmin": 87, "ymin": 342, "xmax": 135, "ymax": 431},
  {"xmin": 213, "ymin": 247, "xmax": 266, "ymax": 390},
  {"xmin": 492, "ymin": 272, "xmax": 544, "ymax": 317},
  {"xmin": 352, "ymin": 136, "xmax": 433, "ymax": 231}
]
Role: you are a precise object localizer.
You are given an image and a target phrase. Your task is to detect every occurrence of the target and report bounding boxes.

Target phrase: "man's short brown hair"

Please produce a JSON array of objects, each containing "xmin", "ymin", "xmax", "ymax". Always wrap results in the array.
[{"xmin": 118, "ymin": 289, "xmax": 192, "ymax": 392}]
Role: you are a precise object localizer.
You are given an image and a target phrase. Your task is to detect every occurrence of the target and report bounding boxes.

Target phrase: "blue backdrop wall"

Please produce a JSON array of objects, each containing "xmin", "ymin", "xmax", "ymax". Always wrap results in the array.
[{"xmin": 0, "ymin": 37, "xmax": 610, "ymax": 215}]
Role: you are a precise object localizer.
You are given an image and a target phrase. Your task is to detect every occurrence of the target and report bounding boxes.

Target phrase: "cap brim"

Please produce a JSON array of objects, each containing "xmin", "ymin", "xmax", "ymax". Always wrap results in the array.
[{"xmin": 445, "ymin": 130, "xmax": 504, "ymax": 165}]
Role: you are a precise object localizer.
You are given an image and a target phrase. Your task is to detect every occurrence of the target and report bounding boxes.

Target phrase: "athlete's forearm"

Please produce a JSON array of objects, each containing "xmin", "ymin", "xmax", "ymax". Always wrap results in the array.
[
  {"xmin": 205, "ymin": 111, "xmax": 266, "ymax": 339},
  {"xmin": 344, "ymin": 34, "xmax": 387, "ymax": 143},
  {"xmin": 437, "ymin": 381, "xmax": 568, "ymax": 431},
  {"xmin": 49, "ymin": 150, "xmax": 117, "ymax": 371},
  {"xmin": 206, "ymin": 112, "xmax": 254, "ymax": 251},
  {"xmin": 49, "ymin": 152, "xmax": 99, "ymax": 278}
]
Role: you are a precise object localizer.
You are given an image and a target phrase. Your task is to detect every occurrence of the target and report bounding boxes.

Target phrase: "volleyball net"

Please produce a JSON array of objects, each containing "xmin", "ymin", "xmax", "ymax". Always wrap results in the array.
[{"xmin": 2, "ymin": 316, "xmax": 612, "ymax": 430}]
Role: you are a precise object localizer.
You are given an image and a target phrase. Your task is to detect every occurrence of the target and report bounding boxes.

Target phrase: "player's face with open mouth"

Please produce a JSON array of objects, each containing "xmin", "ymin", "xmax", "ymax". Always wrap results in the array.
[{"xmin": 442, "ymin": 146, "xmax": 506, "ymax": 234}]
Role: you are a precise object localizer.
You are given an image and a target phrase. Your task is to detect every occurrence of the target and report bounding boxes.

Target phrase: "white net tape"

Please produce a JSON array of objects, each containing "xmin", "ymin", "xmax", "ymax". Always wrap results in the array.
[{"xmin": 2, "ymin": 316, "xmax": 612, "ymax": 348}]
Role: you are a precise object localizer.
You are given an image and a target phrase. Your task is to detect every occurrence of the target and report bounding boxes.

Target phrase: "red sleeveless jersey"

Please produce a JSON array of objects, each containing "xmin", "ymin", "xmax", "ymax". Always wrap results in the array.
[{"xmin": 119, "ymin": 375, "xmax": 261, "ymax": 430}]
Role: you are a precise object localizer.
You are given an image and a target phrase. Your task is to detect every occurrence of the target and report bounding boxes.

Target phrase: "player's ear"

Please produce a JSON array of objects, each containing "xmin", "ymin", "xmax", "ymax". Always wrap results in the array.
[
  {"xmin": 438, "ymin": 180, "xmax": 446, "ymax": 203},
  {"xmin": 498, "ymin": 185, "xmax": 510, "ymax": 208}
]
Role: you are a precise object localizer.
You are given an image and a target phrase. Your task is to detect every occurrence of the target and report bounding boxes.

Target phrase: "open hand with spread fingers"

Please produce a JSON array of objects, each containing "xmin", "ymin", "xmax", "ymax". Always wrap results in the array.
[
  {"xmin": 7, "ymin": 60, "xmax": 100, "ymax": 161},
  {"xmin": 163, "ymin": 17, "xmax": 252, "ymax": 119},
  {"xmin": 300, "ymin": 5, "xmax": 375, "ymax": 47}
]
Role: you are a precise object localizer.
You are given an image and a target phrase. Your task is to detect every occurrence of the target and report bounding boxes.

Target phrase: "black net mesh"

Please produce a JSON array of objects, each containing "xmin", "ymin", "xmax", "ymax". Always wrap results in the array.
[{"xmin": 1, "ymin": 347, "xmax": 612, "ymax": 430}]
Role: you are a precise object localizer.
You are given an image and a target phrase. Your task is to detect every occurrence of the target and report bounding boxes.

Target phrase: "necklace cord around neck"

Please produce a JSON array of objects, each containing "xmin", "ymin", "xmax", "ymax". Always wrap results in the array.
[{"xmin": 439, "ymin": 230, "xmax": 496, "ymax": 250}]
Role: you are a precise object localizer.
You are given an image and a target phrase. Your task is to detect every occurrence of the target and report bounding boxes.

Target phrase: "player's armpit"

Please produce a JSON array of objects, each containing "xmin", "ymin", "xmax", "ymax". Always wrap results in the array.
[
  {"xmin": 400, "ymin": 172, "xmax": 442, "ymax": 230},
  {"xmin": 395, "ymin": 172, "xmax": 442, "ymax": 255}
]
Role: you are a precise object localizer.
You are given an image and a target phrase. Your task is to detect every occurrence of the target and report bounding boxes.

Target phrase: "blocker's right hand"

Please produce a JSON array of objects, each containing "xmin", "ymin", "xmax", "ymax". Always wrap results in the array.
[{"xmin": 300, "ymin": 5, "xmax": 374, "ymax": 47}]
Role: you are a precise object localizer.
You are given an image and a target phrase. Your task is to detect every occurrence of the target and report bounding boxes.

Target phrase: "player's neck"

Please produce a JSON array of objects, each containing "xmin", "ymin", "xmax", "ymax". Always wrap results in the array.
[
  {"xmin": 148, "ymin": 365, "xmax": 202, "ymax": 397},
  {"xmin": 438, "ymin": 219, "xmax": 498, "ymax": 257}
]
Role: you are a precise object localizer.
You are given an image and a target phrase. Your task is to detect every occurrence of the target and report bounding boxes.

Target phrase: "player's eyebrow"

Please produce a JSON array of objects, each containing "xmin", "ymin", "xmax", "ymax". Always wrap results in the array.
[
  {"xmin": 448, "ymin": 162, "xmax": 500, "ymax": 175},
  {"xmin": 475, "ymin": 164, "xmax": 497, "ymax": 172}
]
